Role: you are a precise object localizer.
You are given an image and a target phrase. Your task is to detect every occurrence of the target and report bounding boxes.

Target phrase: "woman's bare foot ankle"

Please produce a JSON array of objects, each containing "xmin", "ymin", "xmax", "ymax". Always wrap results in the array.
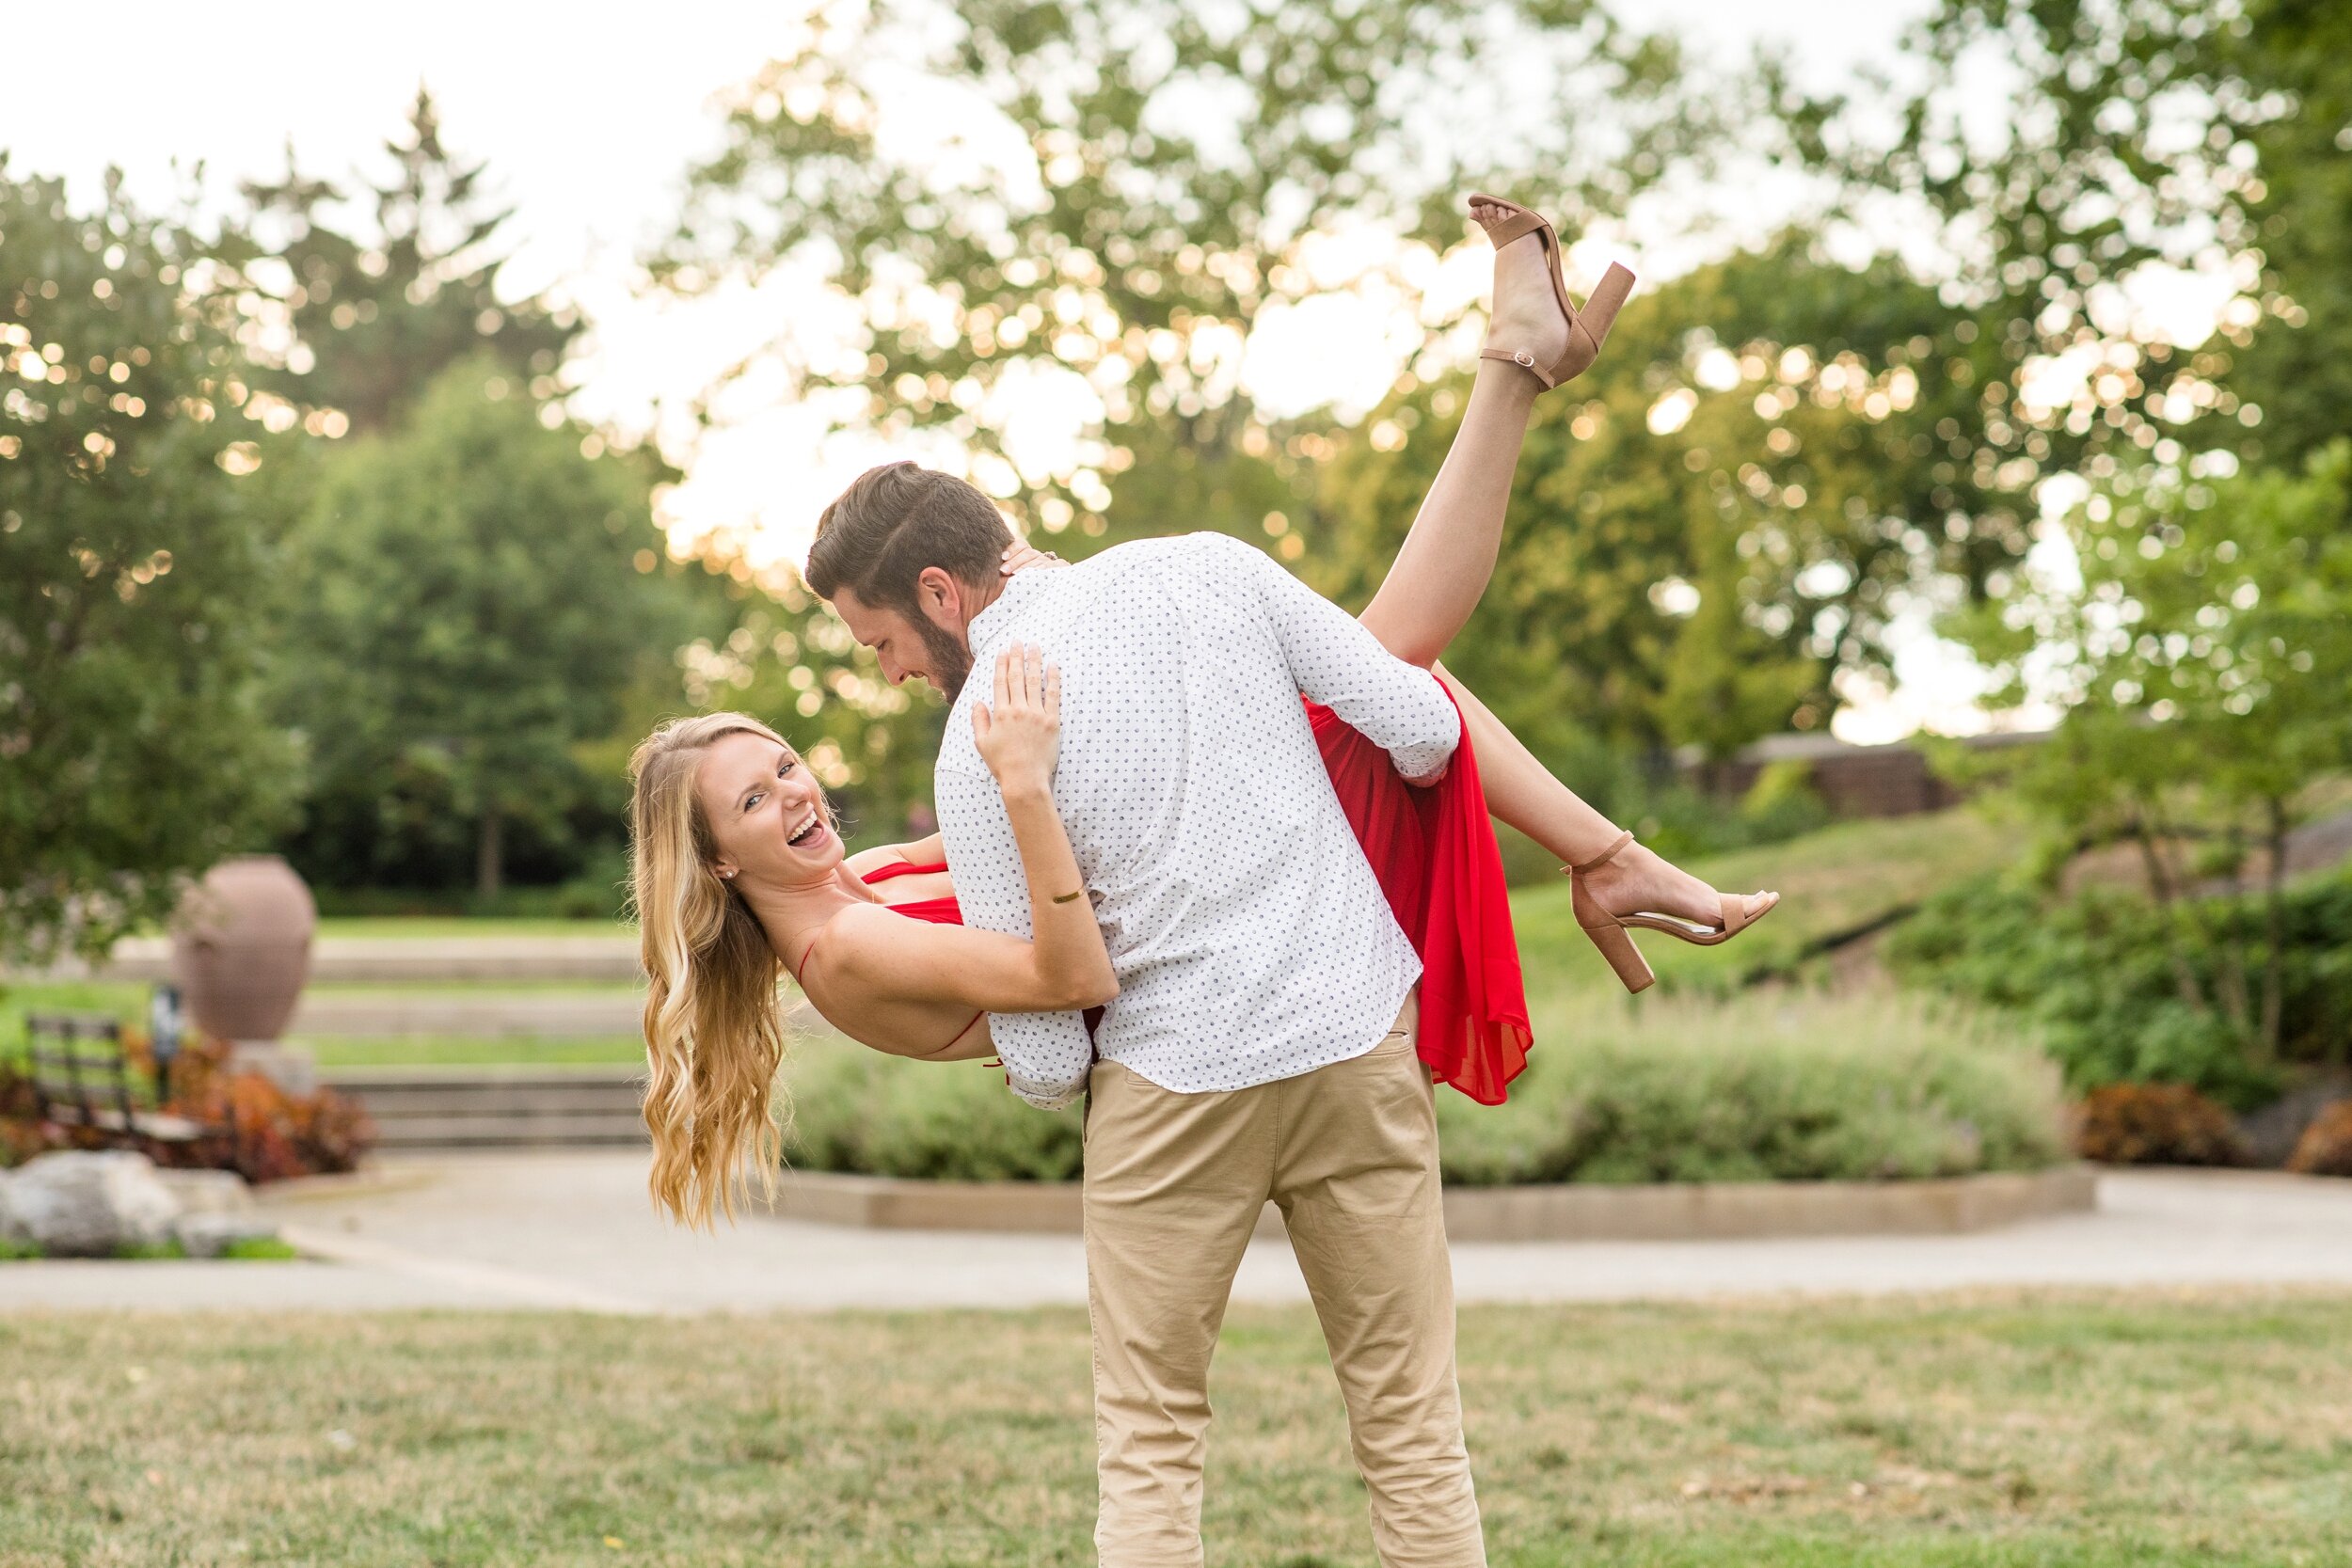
[
  {"xmin": 1470, "ymin": 198, "xmax": 1570, "ymax": 380},
  {"xmin": 1577, "ymin": 842, "xmax": 1775, "ymax": 932}
]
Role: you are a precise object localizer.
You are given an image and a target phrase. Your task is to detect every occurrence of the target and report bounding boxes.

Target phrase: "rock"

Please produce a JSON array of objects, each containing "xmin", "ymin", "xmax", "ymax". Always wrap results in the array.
[
  {"xmin": 171, "ymin": 1212, "xmax": 282, "ymax": 1259},
  {"xmin": 2237, "ymin": 1074, "xmax": 2352, "ymax": 1167},
  {"xmin": 154, "ymin": 1168, "xmax": 256, "ymax": 1218},
  {"xmin": 4, "ymin": 1151, "xmax": 183, "ymax": 1257},
  {"xmin": 0, "ymin": 1172, "xmax": 29, "ymax": 1246}
]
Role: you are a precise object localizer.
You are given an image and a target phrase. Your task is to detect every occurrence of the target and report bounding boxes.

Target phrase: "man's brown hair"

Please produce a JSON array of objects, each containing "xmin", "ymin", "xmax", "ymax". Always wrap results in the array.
[{"xmin": 803, "ymin": 462, "xmax": 1014, "ymax": 612}]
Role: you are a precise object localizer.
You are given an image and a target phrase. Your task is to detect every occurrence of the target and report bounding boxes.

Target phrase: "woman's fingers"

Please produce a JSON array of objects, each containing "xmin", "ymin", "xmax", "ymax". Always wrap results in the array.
[{"xmin": 982, "ymin": 642, "xmax": 1059, "ymax": 724}]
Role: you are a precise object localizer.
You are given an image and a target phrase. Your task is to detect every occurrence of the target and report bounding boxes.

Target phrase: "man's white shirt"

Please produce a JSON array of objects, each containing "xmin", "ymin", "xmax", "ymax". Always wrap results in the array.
[{"xmin": 931, "ymin": 532, "xmax": 1460, "ymax": 1109}]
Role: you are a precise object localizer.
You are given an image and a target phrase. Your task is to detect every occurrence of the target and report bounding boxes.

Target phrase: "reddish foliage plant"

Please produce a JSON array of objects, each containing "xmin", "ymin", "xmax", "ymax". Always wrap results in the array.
[{"xmin": 2074, "ymin": 1083, "xmax": 2246, "ymax": 1167}]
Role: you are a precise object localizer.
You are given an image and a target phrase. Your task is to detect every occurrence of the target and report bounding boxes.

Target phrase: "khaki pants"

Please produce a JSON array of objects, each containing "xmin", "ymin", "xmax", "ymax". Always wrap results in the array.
[{"xmin": 1083, "ymin": 1000, "xmax": 1485, "ymax": 1568}]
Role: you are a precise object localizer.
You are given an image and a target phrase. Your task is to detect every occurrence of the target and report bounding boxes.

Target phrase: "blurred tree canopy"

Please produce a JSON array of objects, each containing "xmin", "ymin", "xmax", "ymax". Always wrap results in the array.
[
  {"xmin": 1310, "ymin": 238, "xmax": 2040, "ymax": 774},
  {"xmin": 0, "ymin": 165, "xmax": 296, "ymax": 961},
  {"xmin": 231, "ymin": 92, "xmax": 724, "ymax": 902},
  {"xmin": 1797, "ymin": 0, "xmax": 2349, "ymax": 480},
  {"xmin": 274, "ymin": 359, "xmax": 687, "ymax": 898},
  {"xmin": 241, "ymin": 87, "xmax": 580, "ymax": 436},
  {"xmin": 652, "ymin": 0, "xmax": 1844, "ymax": 808}
]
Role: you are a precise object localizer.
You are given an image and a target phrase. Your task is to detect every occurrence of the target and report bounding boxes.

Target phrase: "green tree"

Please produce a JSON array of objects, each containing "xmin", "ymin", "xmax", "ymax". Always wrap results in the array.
[
  {"xmin": 0, "ymin": 165, "xmax": 296, "ymax": 962},
  {"xmin": 1308, "ymin": 240, "xmax": 2010, "ymax": 767},
  {"xmin": 1945, "ymin": 441, "xmax": 2352, "ymax": 1064},
  {"xmin": 243, "ymin": 87, "xmax": 578, "ymax": 436},
  {"xmin": 276, "ymin": 359, "xmax": 682, "ymax": 897},
  {"xmin": 1797, "ymin": 0, "xmax": 2352, "ymax": 476},
  {"xmin": 653, "ymin": 1, "xmax": 1742, "ymax": 811}
]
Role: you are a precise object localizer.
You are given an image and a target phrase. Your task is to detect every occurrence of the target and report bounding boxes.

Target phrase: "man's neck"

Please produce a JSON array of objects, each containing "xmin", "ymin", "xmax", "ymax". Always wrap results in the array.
[{"xmin": 960, "ymin": 568, "xmax": 1009, "ymax": 631}]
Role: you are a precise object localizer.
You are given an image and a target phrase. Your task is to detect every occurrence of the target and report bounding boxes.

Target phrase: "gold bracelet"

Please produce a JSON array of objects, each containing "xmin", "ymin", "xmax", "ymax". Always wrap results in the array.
[{"xmin": 1051, "ymin": 889, "xmax": 1085, "ymax": 904}]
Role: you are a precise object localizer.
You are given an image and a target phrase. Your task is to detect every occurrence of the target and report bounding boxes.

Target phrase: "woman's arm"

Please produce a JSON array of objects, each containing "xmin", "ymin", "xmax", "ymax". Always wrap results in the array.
[
  {"xmin": 830, "ymin": 644, "xmax": 1117, "ymax": 1016},
  {"xmin": 843, "ymin": 832, "xmax": 946, "ymax": 879}
]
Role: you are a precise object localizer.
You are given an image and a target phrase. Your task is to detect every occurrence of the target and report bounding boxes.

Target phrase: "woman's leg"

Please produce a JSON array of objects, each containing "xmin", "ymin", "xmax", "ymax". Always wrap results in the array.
[
  {"xmin": 1437, "ymin": 665, "xmax": 1774, "ymax": 929},
  {"xmin": 1352, "ymin": 203, "xmax": 1773, "ymax": 929},
  {"xmin": 1354, "ymin": 200, "xmax": 1569, "ymax": 668},
  {"xmin": 1353, "ymin": 361, "xmax": 1541, "ymax": 667}
]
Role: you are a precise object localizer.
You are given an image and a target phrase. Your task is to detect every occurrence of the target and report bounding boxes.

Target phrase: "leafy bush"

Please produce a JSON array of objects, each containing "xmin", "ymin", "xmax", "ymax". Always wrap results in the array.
[
  {"xmin": 2287, "ymin": 1101, "xmax": 2352, "ymax": 1178},
  {"xmin": 1434, "ymin": 991, "xmax": 2068, "ymax": 1185},
  {"xmin": 784, "ymin": 1043, "xmax": 1080, "ymax": 1182},
  {"xmin": 782, "ymin": 990, "xmax": 2068, "ymax": 1186},
  {"xmin": 1889, "ymin": 869, "xmax": 2352, "ymax": 1108},
  {"xmin": 2074, "ymin": 1084, "xmax": 2246, "ymax": 1167},
  {"xmin": 161, "ymin": 1039, "xmax": 376, "ymax": 1183}
]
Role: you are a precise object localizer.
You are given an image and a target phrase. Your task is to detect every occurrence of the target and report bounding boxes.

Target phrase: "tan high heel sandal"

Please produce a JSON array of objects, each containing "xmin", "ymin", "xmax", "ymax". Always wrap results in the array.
[
  {"xmin": 1470, "ymin": 193, "xmax": 1635, "ymax": 390},
  {"xmin": 1567, "ymin": 831, "xmax": 1778, "ymax": 994}
]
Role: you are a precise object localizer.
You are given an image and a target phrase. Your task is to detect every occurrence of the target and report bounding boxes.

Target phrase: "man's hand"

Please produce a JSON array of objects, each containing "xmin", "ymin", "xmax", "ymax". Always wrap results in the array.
[{"xmin": 971, "ymin": 642, "xmax": 1063, "ymax": 798}]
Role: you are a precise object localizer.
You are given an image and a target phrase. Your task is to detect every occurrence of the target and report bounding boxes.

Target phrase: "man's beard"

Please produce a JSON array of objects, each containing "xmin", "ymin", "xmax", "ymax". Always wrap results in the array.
[{"xmin": 920, "ymin": 619, "xmax": 974, "ymax": 701}]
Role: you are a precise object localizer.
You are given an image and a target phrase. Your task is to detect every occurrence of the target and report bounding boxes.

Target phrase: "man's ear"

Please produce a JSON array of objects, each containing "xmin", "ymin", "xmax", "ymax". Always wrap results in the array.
[{"xmin": 914, "ymin": 565, "xmax": 962, "ymax": 626}]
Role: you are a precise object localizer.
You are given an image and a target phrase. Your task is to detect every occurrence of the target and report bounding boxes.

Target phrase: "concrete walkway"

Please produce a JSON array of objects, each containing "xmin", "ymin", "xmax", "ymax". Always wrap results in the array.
[{"xmin": 3, "ymin": 1153, "xmax": 2348, "ymax": 1314}]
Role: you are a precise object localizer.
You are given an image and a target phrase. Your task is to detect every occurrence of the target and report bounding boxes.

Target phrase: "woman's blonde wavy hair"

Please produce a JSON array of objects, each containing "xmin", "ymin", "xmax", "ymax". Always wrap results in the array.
[{"xmin": 628, "ymin": 711, "xmax": 799, "ymax": 1228}]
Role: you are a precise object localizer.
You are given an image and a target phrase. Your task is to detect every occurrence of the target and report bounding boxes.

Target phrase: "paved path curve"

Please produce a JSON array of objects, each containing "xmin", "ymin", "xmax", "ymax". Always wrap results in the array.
[{"xmin": 3, "ymin": 1154, "xmax": 2347, "ymax": 1314}]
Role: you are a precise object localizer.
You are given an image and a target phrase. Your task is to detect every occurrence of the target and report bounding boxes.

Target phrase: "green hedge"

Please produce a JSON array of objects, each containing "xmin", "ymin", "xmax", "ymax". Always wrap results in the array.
[
  {"xmin": 1433, "ymin": 991, "xmax": 2066, "ymax": 1185},
  {"xmin": 1888, "ymin": 867, "xmax": 2352, "ymax": 1108},
  {"xmin": 780, "ymin": 990, "xmax": 2066, "ymax": 1185}
]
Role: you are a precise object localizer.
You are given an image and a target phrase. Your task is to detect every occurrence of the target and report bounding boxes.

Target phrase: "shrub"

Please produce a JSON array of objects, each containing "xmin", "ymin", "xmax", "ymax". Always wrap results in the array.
[
  {"xmin": 782, "ymin": 990, "xmax": 2069, "ymax": 1186},
  {"xmin": 2074, "ymin": 1084, "xmax": 2245, "ymax": 1167},
  {"xmin": 1435, "ymin": 990, "xmax": 2068, "ymax": 1185},
  {"xmin": 1889, "ymin": 868, "xmax": 2352, "ymax": 1108},
  {"xmin": 784, "ymin": 1043, "xmax": 1080, "ymax": 1182},
  {"xmin": 161, "ymin": 1039, "xmax": 377, "ymax": 1183},
  {"xmin": 2286, "ymin": 1101, "xmax": 2352, "ymax": 1177}
]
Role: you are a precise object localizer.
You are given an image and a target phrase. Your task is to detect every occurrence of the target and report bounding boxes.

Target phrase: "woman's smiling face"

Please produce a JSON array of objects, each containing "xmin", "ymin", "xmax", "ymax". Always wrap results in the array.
[{"xmin": 695, "ymin": 730, "xmax": 840, "ymax": 885}]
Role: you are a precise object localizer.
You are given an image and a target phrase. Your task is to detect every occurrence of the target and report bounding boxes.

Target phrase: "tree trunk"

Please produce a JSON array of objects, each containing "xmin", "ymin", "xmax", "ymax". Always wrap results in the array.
[
  {"xmin": 476, "ymin": 807, "xmax": 502, "ymax": 901},
  {"xmin": 2131, "ymin": 818, "xmax": 2210, "ymax": 1016},
  {"xmin": 2260, "ymin": 794, "xmax": 2289, "ymax": 1061}
]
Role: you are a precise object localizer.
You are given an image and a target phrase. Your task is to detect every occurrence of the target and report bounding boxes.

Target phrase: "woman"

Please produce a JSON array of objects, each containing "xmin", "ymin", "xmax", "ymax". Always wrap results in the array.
[{"xmin": 629, "ymin": 195, "xmax": 1778, "ymax": 1225}]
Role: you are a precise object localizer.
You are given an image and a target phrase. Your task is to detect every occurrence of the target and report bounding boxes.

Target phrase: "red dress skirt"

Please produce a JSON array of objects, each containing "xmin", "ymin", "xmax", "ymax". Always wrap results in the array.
[
  {"xmin": 866, "ymin": 689, "xmax": 1534, "ymax": 1103},
  {"xmin": 1304, "ymin": 689, "xmax": 1532, "ymax": 1104}
]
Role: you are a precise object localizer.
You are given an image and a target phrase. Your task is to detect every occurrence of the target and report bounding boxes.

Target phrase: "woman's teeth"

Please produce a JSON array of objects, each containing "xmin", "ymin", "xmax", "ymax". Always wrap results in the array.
[{"xmin": 787, "ymin": 810, "xmax": 821, "ymax": 847}]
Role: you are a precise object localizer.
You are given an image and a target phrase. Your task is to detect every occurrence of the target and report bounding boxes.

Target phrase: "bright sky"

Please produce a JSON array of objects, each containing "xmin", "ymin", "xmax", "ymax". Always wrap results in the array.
[{"xmin": 8, "ymin": 0, "xmax": 2124, "ymax": 744}]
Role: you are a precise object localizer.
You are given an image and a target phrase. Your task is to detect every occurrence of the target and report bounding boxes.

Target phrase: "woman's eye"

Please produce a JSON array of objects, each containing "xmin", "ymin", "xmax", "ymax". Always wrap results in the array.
[
  {"xmin": 777, "ymin": 760, "xmax": 796, "ymax": 776},
  {"xmin": 744, "ymin": 792, "xmax": 764, "ymax": 812}
]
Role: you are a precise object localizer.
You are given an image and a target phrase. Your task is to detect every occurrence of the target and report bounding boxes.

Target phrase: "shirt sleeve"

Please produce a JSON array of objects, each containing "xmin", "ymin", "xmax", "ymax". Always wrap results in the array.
[
  {"xmin": 933, "ymin": 761, "xmax": 1095, "ymax": 1110},
  {"xmin": 1222, "ymin": 537, "xmax": 1460, "ymax": 783}
]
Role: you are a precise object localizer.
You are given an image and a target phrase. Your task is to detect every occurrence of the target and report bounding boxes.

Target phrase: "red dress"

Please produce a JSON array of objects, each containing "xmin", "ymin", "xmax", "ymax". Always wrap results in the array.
[{"xmin": 864, "ymin": 691, "xmax": 1534, "ymax": 1103}]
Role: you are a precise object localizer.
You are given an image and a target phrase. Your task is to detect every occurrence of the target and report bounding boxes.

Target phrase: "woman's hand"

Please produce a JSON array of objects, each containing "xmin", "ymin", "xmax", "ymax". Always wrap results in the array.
[
  {"xmin": 999, "ymin": 541, "xmax": 1068, "ymax": 576},
  {"xmin": 972, "ymin": 642, "xmax": 1062, "ymax": 798}
]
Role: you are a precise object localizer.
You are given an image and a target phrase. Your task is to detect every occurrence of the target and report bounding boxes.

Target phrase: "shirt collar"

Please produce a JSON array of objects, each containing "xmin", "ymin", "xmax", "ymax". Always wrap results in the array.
[{"xmin": 966, "ymin": 567, "xmax": 1054, "ymax": 655}]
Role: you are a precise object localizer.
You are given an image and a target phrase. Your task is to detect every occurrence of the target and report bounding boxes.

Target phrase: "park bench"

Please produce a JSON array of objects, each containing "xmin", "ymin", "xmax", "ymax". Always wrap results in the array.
[{"xmin": 25, "ymin": 1013, "xmax": 223, "ymax": 1156}]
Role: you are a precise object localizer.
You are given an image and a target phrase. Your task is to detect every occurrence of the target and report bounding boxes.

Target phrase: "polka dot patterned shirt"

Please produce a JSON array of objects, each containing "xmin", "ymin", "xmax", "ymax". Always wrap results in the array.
[{"xmin": 933, "ymin": 532, "xmax": 1461, "ymax": 1109}]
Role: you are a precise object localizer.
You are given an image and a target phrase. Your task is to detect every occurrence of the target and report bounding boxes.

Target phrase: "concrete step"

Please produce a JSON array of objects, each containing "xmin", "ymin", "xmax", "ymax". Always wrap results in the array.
[
  {"xmin": 323, "ymin": 1067, "xmax": 649, "ymax": 1149},
  {"xmin": 336, "ymin": 1083, "xmax": 647, "ymax": 1117},
  {"xmin": 363, "ymin": 1113, "xmax": 650, "ymax": 1148},
  {"xmin": 290, "ymin": 991, "xmax": 643, "ymax": 1038},
  {"xmin": 22, "ymin": 935, "xmax": 644, "ymax": 985}
]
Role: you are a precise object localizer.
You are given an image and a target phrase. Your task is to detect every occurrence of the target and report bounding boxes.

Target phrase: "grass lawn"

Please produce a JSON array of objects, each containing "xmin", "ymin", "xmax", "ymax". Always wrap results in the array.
[
  {"xmin": 314, "ymin": 917, "xmax": 635, "ymax": 941},
  {"xmin": 2, "ymin": 1291, "xmax": 2344, "ymax": 1566},
  {"xmin": 306, "ymin": 1035, "xmax": 646, "ymax": 1069}
]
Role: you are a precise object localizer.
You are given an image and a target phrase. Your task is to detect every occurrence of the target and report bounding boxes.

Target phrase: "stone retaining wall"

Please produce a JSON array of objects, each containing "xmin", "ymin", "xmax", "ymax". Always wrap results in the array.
[{"xmin": 770, "ymin": 1164, "xmax": 2099, "ymax": 1241}]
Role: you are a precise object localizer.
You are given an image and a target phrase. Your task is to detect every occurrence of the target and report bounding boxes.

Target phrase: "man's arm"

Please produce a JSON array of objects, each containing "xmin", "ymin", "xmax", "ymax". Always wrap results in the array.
[
  {"xmin": 934, "ymin": 763, "xmax": 1096, "ymax": 1110},
  {"xmin": 1221, "ymin": 537, "xmax": 1461, "ymax": 783}
]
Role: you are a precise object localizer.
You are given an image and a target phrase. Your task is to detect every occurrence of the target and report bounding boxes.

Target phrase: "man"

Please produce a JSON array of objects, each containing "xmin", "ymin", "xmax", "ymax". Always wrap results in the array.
[{"xmin": 805, "ymin": 460, "xmax": 1485, "ymax": 1568}]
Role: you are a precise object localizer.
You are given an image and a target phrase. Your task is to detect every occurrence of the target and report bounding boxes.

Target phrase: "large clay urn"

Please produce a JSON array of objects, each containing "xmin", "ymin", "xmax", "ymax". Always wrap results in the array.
[{"xmin": 171, "ymin": 855, "xmax": 317, "ymax": 1042}]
